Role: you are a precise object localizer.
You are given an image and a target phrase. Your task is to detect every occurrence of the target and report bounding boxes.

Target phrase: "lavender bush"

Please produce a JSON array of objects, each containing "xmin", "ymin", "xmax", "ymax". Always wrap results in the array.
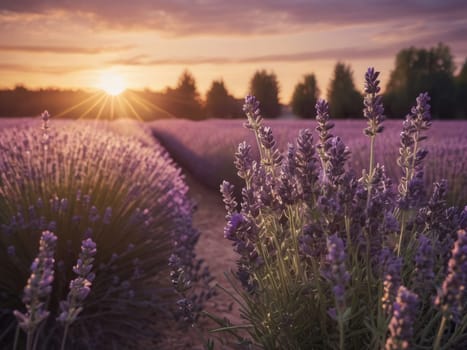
[
  {"xmin": 0, "ymin": 116, "xmax": 210, "ymax": 348},
  {"xmin": 214, "ymin": 69, "xmax": 466, "ymax": 349}
]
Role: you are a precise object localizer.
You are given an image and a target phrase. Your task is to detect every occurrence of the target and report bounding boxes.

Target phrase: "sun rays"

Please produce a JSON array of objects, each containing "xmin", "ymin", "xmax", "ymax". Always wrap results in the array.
[
  {"xmin": 52, "ymin": 89, "xmax": 178, "ymax": 121},
  {"xmin": 98, "ymin": 71, "xmax": 126, "ymax": 96}
]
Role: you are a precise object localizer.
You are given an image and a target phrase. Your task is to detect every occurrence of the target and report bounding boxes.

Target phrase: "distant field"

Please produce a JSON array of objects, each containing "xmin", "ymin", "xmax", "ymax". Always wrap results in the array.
[
  {"xmin": 1, "ymin": 117, "xmax": 465, "ymax": 205},
  {"xmin": 150, "ymin": 118, "xmax": 467, "ymax": 206}
]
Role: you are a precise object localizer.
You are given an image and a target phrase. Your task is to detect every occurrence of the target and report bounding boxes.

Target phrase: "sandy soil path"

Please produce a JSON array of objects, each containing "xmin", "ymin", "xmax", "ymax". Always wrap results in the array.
[{"xmin": 159, "ymin": 173, "xmax": 247, "ymax": 349}]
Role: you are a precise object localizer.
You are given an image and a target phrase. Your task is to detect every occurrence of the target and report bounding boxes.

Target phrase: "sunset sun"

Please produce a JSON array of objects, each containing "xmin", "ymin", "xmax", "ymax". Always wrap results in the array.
[{"xmin": 98, "ymin": 71, "xmax": 126, "ymax": 96}]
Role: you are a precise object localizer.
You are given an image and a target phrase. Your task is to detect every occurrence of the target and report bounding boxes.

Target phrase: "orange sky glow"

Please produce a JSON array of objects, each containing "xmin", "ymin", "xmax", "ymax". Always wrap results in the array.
[{"xmin": 1, "ymin": 0, "xmax": 466, "ymax": 103}]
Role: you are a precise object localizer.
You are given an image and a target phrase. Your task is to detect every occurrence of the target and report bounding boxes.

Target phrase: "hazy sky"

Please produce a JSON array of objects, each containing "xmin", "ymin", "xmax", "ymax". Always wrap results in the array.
[{"xmin": 1, "ymin": 0, "xmax": 466, "ymax": 102}]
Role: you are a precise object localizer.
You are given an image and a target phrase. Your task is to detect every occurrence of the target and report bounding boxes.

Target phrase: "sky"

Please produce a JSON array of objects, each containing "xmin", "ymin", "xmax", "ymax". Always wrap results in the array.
[{"xmin": 1, "ymin": 0, "xmax": 466, "ymax": 103}]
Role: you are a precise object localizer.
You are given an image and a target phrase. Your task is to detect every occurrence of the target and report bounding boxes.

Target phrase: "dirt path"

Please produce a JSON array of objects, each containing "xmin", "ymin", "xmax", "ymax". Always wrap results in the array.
[{"xmin": 159, "ymin": 174, "xmax": 246, "ymax": 349}]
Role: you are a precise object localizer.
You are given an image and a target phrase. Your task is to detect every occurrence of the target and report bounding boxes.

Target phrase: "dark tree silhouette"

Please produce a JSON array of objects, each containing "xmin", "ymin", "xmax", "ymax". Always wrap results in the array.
[
  {"xmin": 327, "ymin": 62, "xmax": 362, "ymax": 119},
  {"xmin": 291, "ymin": 74, "xmax": 320, "ymax": 119},
  {"xmin": 165, "ymin": 70, "xmax": 204, "ymax": 119},
  {"xmin": 205, "ymin": 80, "xmax": 242, "ymax": 118},
  {"xmin": 249, "ymin": 70, "xmax": 281, "ymax": 118},
  {"xmin": 455, "ymin": 59, "xmax": 467, "ymax": 119},
  {"xmin": 384, "ymin": 43, "xmax": 457, "ymax": 119}
]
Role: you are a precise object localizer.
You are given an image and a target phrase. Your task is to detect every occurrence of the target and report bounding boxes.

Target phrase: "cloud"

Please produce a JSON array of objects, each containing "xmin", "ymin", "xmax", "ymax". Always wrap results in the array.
[
  {"xmin": 1, "ymin": 1, "xmax": 466, "ymax": 36},
  {"xmin": 0, "ymin": 63, "xmax": 90, "ymax": 75},
  {"xmin": 108, "ymin": 45, "xmax": 402, "ymax": 67},
  {"xmin": 0, "ymin": 44, "xmax": 132, "ymax": 54}
]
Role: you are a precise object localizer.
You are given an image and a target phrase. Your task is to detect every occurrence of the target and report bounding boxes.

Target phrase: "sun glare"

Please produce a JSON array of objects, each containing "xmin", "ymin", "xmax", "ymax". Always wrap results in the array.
[{"xmin": 98, "ymin": 71, "xmax": 126, "ymax": 96}]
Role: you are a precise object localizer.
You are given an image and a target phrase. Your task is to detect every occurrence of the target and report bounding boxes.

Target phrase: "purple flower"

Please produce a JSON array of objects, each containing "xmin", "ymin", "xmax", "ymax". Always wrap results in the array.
[
  {"xmin": 412, "ymin": 235, "xmax": 435, "ymax": 295},
  {"xmin": 382, "ymin": 252, "xmax": 403, "ymax": 316},
  {"xmin": 103, "ymin": 207, "xmax": 112, "ymax": 224},
  {"xmin": 323, "ymin": 234, "xmax": 350, "ymax": 311},
  {"xmin": 258, "ymin": 126, "xmax": 282, "ymax": 166},
  {"xmin": 40, "ymin": 110, "xmax": 51, "ymax": 144},
  {"xmin": 13, "ymin": 230, "xmax": 57, "ymax": 331},
  {"xmin": 224, "ymin": 212, "xmax": 244, "ymax": 241},
  {"xmin": 315, "ymin": 99, "xmax": 334, "ymax": 162},
  {"xmin": 385, "ymin": 286, "xmax": 419, "ymax": 350},
  {"xmin": 434, "ymin": 229, "xmax": 467, "ymax": 322},
  {"xmin": 176, "ymin": 298, "xmax": 194, "ymax": 323},
  {"xmin": 58, "ymin": 238, "xmax": 97, "ymax": 325},
  {"xmin": 363, "ymin": 67, "xmax": 385, "ymax": 137},
  {"xmin": 220, "ymin": 181, "xmax": 238, "ymax": 219},
  {"xmin": 325, "ymin": 136, "xmax": 351, "ymax": 183},
  {"xmin": 243, "ymin": 95, "xmax": 262, "ymax": 131},
  {"xmin": 397, "ymin": 93, "xmax": 432, "ymax": 208},
  {"xmin": 277, "ymin": 164, "xmax": 299, "ymax": 205},
  {"xmin": 7, "ymin": 245, "xmax": 15, "ymax": 257},
  {"xmin": 295, "ymin": 129, "xmax": 319, "ymax": 201},
  {"xmin": 88, "ymin": 206, "xmax": 100, "ymax": 223},
  {"xmin": 234, "ymin": 141, "xmax": 253, "ymax": 180}
]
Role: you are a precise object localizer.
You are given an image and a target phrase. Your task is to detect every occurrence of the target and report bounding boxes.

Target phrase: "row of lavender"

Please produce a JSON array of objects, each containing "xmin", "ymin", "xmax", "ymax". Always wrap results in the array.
[
  {"xmin": 0, "ymin": 117, "xmax": 211, "ymax": 349},
  {"xmin": 150, "ymin": 118, "xmax": 466, "ymax": 208},
  {"xmin": 208, "ymin": 69, "xmax": 466, "ymax": 349}
]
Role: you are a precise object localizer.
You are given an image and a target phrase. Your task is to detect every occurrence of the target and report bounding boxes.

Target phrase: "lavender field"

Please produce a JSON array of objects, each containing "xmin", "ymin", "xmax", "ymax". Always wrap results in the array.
[
  {"xmin": 1, "ymin": 100, "xmax": 467, "ymax": 349},
  {"xmin": 151, "ymin": 118, "xmax": 467, "ymax": 206}
]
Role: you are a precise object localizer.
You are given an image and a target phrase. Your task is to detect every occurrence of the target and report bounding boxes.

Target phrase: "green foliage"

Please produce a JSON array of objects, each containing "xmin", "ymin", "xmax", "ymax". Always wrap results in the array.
[
  {"xmin": 205, "ymin": 80, "xmax": 243, "ymax": 118},
  {"xmin": 384, "ymin": 43, "xmax": 457, "ymax": 119},
  {"xmin": 249, "ymin": 70, "xmax": 281, "ymax": 119},
  {"xmin": 327, "ymin": 62, "xmax": 362, "ymax": 118},
  {"xmin": 290, "ymin": 74, "xmax": 320, "ymax": 119}
]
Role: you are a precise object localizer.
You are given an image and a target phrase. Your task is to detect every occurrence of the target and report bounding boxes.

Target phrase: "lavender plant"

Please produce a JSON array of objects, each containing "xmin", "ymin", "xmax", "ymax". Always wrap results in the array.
[
  {"xmin": 214, "ymin": 69, "xmax": 466, "ymax": 349},
  {"xmin": 0, "ymin": 117, "xmax": 210, "ymax": 348}
]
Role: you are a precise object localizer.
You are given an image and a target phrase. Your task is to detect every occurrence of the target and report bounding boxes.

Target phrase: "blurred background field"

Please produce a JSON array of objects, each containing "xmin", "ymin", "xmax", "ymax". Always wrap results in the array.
[{"xmin": 150, "ymin": 118, "xmax": 467, "ymax": 207}]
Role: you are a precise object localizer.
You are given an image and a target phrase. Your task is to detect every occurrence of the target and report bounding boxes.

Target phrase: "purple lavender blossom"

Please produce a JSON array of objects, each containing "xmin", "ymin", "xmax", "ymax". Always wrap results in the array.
[
  {"xmin": 220, "ymin": 181, "xmax": 238, "ymax": 219},
  {"xmin": 176, "ymin": 298, "xmax": 194, "ymax": 323},
  {"xmin": 363, "ymin": 67, "xmax": 385, "ymax": 137},
  {"xmin": 13, "ymin": 230, "xmax": 57, "ymax": 331},
  {"xmin": 323, "ymin": 234, "xmax": 350, "ymax": 311},
  {"xmin": 40, "ymin": 110, "xmax": 52, "ymax": 149},
  {"xmin": 397, "ymin": 93, "xmax": 432, "ymax": 209},
  {"xmin": 241, "ymin": 186, "xmax": 261, "ymax": 218},
  {"xmin": 382, "ymin": 252, "xmax": 403, "ymax": 316},
  {"xmin": 325, "ymin": 136, "xmax": 351, "ymax": 183},
  {"xmin": 102, "ymin": 207, "xmax": 112, "ymax": 224},
  {"xmin": 434, "ymin": 229, "xmax": 467, "ymax": 322},
  {"xmin": 258, "ymin": 126, "xmax": 282, "ymax": 166},
  {"xmin": 385, "ymin": 286, "xmax": 419, "ymax": 350},
  {"xmin": 234, "ymin": 141, "xmax": 253, "ymax": 180},
  {"xmin": 413, "ymin": 235, "xmax": 435, "ymax": 295},
  {"xmin": 57, "ymin": 238, "xmax": 97, "ymax": 325},
  {"xmin": 278, "ymin": 164, "xmax": 299, "ymax": 205},
  {"xmin": 315, "ymin": 99, "xmax": 334, "ymax": 163},
  {"xmin": 243, "ymin": 95, "xmax": 262, "ymax": 131},
  {"xmin": 295, "ymin": 129, "xmax": 319, "ymax": 201}
]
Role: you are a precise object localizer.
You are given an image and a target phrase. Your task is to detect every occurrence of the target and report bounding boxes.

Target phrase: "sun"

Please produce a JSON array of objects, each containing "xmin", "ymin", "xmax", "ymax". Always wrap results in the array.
[{"xmin": 98, "ymin": 71, "xmax": 126, "ymax": 96}]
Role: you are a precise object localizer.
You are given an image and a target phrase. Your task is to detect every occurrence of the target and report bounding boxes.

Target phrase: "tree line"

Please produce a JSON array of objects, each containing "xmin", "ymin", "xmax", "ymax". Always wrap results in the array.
[
  {"xmin": 0, "ymin": 43, "xmax": 465, "ymax": 120},
  {"xmin": 291, "ymin": 43, "xmax": 466, "ymax": 119}
]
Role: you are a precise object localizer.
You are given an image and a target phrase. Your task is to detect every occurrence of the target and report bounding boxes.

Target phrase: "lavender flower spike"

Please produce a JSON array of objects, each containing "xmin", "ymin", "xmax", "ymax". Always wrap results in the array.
[
  {"xmin": 13, "ymin": 230, "xmax": 57, "ymax": 331},
  {"xmin": 385, "ymin": 286, "xmax": 419, "ymax": 350},
  {"xmin": 324, "ymin": 234, "xmax": 350, "ymax": 312},
  {"xmin": 381, "ymin": 253, "xmax": 403, "ymax": 316},
  {"xmin": 41, "ymin": 110, "xmax": 51, "ymax": 147},
  {"xmin": 363, "ymin": 67, "xmax": 385, "ymax": 137},
  {"xmin": 57, "ymin": 238, "xmax": 97, "ymax": 325},
  {"xmin": 434, "ymin": 229, "xmax": 467, "ymax": 322},
  {"xmin": 412, "ymin": 235, "xmax": 435, "ymax": 295},
  {"xmin": 243, "ymin": 95, "xmax": 262, "ymax": 131},
  {"xmin": 315, "ymin": 99, "xmax": 334, "ymax": 148}
]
